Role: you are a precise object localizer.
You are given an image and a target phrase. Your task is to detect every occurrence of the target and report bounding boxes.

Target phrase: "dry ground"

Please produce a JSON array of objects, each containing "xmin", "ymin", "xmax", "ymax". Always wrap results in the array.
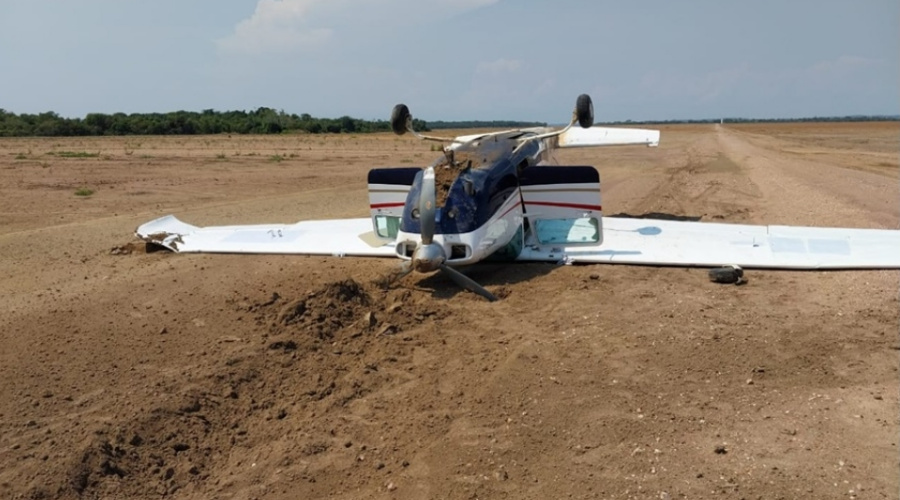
[{"xmin": 0, "ymin": 122, "xmax": 898, "ymax": 499}]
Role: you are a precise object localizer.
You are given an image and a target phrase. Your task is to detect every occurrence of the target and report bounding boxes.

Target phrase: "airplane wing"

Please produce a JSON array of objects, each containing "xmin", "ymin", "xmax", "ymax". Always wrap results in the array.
[
  {"xmin": 557, "ymin": 126, "xmax": 660, "ymax": 148},
  {"xmin": 136, "ymin": 215, "xmax": 395, "ymax": 257},
  {"xmin": 517, "ymin": 217, "xmax": 900, "ymax": 269}
]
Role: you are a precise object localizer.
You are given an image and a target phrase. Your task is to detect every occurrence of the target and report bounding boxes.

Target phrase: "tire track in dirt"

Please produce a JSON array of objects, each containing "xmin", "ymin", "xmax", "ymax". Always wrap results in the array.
[
  {"xmin": 2, "ymin": 129, "xmax": 897, "ymax": 499},
  {"xmin": 622, "ymin": 127, "xmax": 762, "ymax": 223},
  {"xmin": 715, "ymin": 126, "xmax": 899, "ymax": 229}
]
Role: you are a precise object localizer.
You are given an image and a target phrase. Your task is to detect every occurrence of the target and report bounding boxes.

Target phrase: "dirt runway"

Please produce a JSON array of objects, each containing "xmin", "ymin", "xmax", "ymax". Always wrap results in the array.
[{"xmin": 1, "ymin": 123, "xmax": 897, "ymax": 499}]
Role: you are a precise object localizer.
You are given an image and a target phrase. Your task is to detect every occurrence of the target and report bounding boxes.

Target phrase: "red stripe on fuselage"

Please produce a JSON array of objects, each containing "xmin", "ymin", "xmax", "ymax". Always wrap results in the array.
[
  {"xmin": 498, "ymin": 200, "xmax": 523, "ymax": 219},
  {"xmin": 370, "ymin": 202, "xmax": 406, "ymax": 209},
  {"xmin": 525, "ymin": 201, "xmax": 602, "ymax": 211}
]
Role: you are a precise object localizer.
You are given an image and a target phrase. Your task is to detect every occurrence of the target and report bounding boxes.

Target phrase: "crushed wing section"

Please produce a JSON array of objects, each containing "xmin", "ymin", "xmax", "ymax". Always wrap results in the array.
[
  {"xmin": 557, "ymin": 126, "xmax": 660, "ymax": 148},
  {"xmin": 518, "ymin": 217, "xmax": 900, "ymax": 269},
  {"xmin": 136, "ymin": 215, "xmax": 395, "ymax": 257}
]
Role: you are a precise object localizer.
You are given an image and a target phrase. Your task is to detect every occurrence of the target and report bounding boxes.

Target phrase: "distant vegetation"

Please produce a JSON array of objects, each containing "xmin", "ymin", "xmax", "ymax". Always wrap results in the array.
[
  {"xmin": 602, "ymin": 116, "xmax": 900, "ymax": 126},
  {"xmin": 0, "ymin": 107, "xmax": 427, "ymax": 137},
  {"xmin": 0, "ymin": 107, "xmax": 895, "ymax": 137}
]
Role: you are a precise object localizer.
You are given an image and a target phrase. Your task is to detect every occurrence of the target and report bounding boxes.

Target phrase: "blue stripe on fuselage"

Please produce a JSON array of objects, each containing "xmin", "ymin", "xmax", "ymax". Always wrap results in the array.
[{"xmin": 401, "ymin": 159, "xmax": 520, "ymax": 235}]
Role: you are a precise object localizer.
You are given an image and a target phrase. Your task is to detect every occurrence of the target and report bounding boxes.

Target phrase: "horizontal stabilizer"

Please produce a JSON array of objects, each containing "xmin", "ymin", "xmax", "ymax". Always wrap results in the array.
[
  {"xmin": 136, "ymin": 215, "xmax": 395, "ymax": 256},
  {"xmin": 518, "ymin": 217, "xmax": 900, "ymax": 269},
  {"xmin": 558, "ymin": 126, "xmax": 660, "ymax": 148}
]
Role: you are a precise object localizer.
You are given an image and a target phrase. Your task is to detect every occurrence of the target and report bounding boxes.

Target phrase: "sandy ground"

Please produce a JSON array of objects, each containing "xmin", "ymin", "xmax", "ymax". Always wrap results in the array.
[{"xmin": 0, "ymin": 122, "xmax": 898, "ymax": 499}]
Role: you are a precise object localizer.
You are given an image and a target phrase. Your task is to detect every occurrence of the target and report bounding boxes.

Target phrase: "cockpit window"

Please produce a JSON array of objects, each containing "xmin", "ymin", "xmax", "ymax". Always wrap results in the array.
[
  {"xmin": 375, "ymin": 215, "xmax": 401, "ymax": 239},
  {"xmin": 534, "ymin": 218, "xmax": 600, "ymax": 244}
]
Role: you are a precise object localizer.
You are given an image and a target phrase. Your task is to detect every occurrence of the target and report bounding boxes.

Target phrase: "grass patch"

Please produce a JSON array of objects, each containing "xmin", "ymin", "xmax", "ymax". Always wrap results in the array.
[
  {"xmin": 269, "ymin": 155, "xmax": 285, "ymax": 163},
  {"xmin": 50, "ymin": 151, "xmax": 100, "ymax": 158},
  {"xmin": 15, "ymin": 153, "xmax": 27, "ymax": 160},
  {"xmin": 215, "ymin": 152, "xmax": 227, "ymax": 160},
  {"xmin": 74, "ymin": 187, "xmax": 94, "ymax": 197}
]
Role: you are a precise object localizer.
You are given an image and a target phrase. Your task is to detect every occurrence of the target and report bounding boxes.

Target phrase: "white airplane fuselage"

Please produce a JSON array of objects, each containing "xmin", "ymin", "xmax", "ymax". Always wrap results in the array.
[{"xmin": 392, "ymin": 129, "xmax": 558, "ymax": 267}]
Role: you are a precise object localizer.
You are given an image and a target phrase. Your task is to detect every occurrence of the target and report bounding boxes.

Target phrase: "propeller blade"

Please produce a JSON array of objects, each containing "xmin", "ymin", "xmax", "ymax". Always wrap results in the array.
[
  {"xmin": 393, "ymin": 260, "xmax": 414, "ymax": 281},
  {"xmin": 440, "ymin": 264, "xmax": 498, "ymax": 302},
  {"xmin": 375, "ymin": 261, "xmax": 413, "ymax": 289},
  {"xmin": 419, "ymin": 167, "xmax": 436, "ymax": 245}
]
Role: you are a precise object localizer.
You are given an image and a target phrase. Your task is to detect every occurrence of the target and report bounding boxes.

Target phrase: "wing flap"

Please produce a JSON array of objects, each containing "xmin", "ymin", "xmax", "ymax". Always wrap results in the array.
[
  {"xmin": 136, "ymin": 215, "xmax": 395, "ymax": 257},
  {"xmin": 518, "ymin": 217, "xmax": 900, "ymax": 269}
]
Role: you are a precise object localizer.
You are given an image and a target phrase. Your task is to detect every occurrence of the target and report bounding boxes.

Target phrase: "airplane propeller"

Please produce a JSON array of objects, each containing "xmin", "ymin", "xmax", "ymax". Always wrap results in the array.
[
  {"xmin": 384, "ymin": 94, "xmax": 600, "ymax": 302},
  {"xmin": 438, "ymin": 264, "xmax": 498, "ymax": 302},
  {"xmin": 419, "ymin": 167, "xmax": 436, "ymax": 247},
  {"xmin": 393, "ymin": 166, "xmax": 498, "ymax": 302}
]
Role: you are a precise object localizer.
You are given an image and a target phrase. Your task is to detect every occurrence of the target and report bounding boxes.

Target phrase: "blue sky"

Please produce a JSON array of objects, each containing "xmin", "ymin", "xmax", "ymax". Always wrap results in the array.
[{"xmin": 1, "ymin": 0, "xmax": 897, "ymax": 122}]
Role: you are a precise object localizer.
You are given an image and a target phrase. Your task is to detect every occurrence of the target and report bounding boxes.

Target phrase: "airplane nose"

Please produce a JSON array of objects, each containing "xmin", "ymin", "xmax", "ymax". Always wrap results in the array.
[{"xmin": 412, "ymin": 242, "xmax": 445, "ymax": 273}]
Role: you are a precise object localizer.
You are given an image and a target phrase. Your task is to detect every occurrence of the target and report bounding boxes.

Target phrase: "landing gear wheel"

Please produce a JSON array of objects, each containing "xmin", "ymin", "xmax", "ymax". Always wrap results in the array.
[
  {"xmin": 390, "ymin": 104, "xmax": 411, "ymax": 135},
  {"xmin": 575, "ymin": 94, "xmax": 594, "ymax": 128},
  {"xmin": 708, "ymin": 265, "xmax": 745, "ymax": 285}
]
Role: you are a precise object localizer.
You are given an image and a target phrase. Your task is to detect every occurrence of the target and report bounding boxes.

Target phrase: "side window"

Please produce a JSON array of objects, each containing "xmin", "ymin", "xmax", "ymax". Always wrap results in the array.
[
  {"xmin": 534, "ymin": 217, "xmax": 599, "ymax": 244},
  {"xmin": 375, "ymin": 215, "xmax": 401, "ymax": 239}
]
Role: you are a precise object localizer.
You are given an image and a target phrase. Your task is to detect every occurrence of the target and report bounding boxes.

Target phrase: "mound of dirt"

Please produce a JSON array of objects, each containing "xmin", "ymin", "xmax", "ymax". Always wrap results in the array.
[
  {"xmin": 38, "ymin": 279, "xmax": 446, "ymax": 499},
  {"xmin": 258, "ymin": 278, "xmax": 442, "ymax": 349},
  {"xmin": 63, "ymin": 403, "xmax": 220, "ymax": 499}
]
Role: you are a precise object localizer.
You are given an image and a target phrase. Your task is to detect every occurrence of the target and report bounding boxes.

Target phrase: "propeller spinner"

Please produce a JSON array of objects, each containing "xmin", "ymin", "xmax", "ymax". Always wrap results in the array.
[{"xmin": 402, "ymin": 166, "xmax": 498, "ymax": 302}]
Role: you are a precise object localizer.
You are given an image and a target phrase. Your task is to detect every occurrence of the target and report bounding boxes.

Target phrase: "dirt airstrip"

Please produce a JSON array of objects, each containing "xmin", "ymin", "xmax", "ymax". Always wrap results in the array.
[{"xmin": 0, "ymin": 122, "xmax": 898, "ymax": 499}]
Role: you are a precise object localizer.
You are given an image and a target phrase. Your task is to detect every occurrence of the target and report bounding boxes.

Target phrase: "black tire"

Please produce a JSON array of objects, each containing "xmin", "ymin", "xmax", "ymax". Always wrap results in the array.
[
  {"xmin": 390, "ymin": 104, "xmax": 411, "ymax": 135},
  {"xmin": 708, "ymin": 265, "xmax": 744, "ymax": 284},
  {"xmin": 575, "ymin": 94, "xmax": 594, "ymax": 128}
]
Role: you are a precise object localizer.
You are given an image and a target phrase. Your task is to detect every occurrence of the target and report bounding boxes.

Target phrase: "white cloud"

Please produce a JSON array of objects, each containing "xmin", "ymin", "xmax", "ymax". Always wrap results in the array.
[
  {"xmin": 216, "ymin": 0, "xmax": 333, "ymax": 55},
  {"xmin": 217, "ymin": 0, "xmax": 501, "ymax": 56}
]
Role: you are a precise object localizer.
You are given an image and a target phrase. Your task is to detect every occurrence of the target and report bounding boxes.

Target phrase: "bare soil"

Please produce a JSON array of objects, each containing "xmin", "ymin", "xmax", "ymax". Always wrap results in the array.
[{"xmin": 1, "ymin": 123, "xmax": 898, "ymax": 499}]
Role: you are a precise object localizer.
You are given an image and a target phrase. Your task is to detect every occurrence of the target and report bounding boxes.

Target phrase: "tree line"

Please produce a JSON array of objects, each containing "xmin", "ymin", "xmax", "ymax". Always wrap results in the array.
[
  {"xmin": 0, "ymin": 107, "xmax": 895, "ymax": 137},
  {"xmin": 0, "ymin": 107, "xmax": 428, "ymax": 137}
]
